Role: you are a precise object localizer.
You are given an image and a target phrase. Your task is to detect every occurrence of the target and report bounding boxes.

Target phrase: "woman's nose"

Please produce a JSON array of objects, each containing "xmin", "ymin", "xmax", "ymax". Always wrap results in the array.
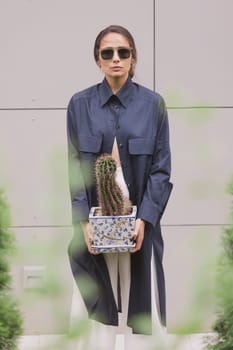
[{"xmin": 112, "ymin": 50, "xmax": 120, "ymax": 61}]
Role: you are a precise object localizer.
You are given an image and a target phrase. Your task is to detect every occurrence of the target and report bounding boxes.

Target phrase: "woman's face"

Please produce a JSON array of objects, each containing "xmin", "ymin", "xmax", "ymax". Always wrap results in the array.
[{"xmin": 97, "ymin": 32, "xmax": 133, "ymax": 83}]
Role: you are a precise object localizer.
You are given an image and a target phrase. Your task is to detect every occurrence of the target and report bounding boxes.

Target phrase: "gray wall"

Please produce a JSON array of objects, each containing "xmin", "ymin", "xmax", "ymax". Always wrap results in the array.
[{"xmin": 0, "ymin": 0, "xmax": 232, "ymax": 334}]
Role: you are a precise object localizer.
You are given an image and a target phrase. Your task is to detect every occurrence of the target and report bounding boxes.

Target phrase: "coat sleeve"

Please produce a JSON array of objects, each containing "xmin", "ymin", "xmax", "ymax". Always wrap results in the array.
[
  {"xmin": 137, "ymin": 96, "xmax": 173, "ymax": 227},
  {"xmin": 66, "ymin": 98, "xmax": 90, "ymax": 222}
]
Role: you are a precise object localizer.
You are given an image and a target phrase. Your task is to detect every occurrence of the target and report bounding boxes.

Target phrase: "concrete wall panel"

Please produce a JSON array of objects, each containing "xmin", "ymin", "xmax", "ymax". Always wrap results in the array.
[
  {"xmin": 163, "ymin": 225, "xmax": 220, "ymax": 331},
  {"xmin": 163, "ymin": 108, "xmax": 233, "ymax": 226},
  {"xmin": 155, "ymin": 0, "xmax": 233, "ymax": 107},
  {"xmin": 0, "ymin": 110, "xmax": 71, "ymax": 227},
  {"xmin": 11, "ymin": 226, "xmax": 73, "ymax": 335},
  {"xmin": 0, "ymin": 0, "xmax": 154, "ymax": 109}
]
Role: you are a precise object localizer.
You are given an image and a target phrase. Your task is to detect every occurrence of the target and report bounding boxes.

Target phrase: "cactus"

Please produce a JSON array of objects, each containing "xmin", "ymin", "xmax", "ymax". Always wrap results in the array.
[{"xmin": 95, "ymin": 154, "xmax": 132, "ymax": 216}]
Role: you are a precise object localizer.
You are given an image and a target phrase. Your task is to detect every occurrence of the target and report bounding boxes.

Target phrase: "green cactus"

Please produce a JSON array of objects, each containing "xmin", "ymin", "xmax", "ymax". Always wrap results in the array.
[{"xmin": 95, "ymin": 154, "xmax": 132, "ymax": 216}]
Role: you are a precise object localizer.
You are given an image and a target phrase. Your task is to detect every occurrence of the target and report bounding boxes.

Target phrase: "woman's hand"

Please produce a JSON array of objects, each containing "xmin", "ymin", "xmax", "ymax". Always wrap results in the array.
[
  {"xmin": 80, "ymin": 221, "xmax": 97, "ymax": 254},
  {"xmin": 132, "ymin": 218, "xmax": 145, "ymax": 253}
]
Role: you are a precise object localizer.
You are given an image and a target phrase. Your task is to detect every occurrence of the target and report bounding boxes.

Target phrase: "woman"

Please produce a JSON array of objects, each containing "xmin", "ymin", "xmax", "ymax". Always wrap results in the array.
[{"xmin": 67, "ymin": 25, "xmax": 172, "ymax": 349}]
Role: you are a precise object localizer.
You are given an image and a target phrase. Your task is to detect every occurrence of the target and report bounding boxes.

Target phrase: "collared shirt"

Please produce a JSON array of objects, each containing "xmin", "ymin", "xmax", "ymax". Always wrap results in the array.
[{"xmin": 67, "ymin": 76, "xmax": 172, "ymax": 226}]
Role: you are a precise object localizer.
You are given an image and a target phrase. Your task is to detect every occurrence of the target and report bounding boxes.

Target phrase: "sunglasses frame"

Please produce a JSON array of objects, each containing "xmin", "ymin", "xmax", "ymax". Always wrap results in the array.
[{"xmin": 99, "ymin": 47, "xmax": 132, "ymax": 60}]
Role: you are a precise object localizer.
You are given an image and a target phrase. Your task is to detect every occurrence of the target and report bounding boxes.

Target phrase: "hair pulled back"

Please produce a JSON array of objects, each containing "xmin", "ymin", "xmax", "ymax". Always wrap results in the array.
[{"xmin": 94, "ymin": 25, "xmax": 137, "ymax": 78}]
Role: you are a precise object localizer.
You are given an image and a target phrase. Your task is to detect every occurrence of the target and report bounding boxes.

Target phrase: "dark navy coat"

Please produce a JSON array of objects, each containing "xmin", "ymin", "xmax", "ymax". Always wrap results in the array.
[{"xmin": 67, "ymin": 77, "xmax": 172, "ymax": 334}]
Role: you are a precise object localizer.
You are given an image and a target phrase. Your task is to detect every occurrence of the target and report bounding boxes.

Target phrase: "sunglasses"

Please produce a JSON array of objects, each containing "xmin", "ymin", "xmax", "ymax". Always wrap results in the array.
[{"xmin": 100, "ymin": 47, "xmax": 132, "ymax": 60}]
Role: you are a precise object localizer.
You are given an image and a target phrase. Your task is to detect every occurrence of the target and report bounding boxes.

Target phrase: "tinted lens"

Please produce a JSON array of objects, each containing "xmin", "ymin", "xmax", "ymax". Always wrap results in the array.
[
  {"xmin": 118, "ymin": 48, "xmax": 131, "ymax": 59},
  {"xmin": 100, "ymin": 49, "xmax": 114, "ymax": 60},
  {"xmin": 100, "ymin": 47, "xmax": 131, "ymax": 60}
]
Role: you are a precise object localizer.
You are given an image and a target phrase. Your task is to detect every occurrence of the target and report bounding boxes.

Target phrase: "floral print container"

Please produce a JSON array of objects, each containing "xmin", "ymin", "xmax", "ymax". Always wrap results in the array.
[{"xmin": 89, "ymin": 206, "xmax": 137, "ymax": 253}]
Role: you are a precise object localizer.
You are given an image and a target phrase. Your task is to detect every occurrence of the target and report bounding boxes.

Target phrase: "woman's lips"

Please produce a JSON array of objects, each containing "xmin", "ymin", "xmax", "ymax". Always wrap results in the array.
[{"xmin": 112, "ymin": 66, "xmax": 122, "ymax": 70}]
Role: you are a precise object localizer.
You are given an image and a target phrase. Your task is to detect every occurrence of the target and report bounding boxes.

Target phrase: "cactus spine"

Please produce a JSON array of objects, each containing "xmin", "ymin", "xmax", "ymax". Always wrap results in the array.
[{"xmin": 95, "ymin": 154, "xmax": 132, "ymax": 216}]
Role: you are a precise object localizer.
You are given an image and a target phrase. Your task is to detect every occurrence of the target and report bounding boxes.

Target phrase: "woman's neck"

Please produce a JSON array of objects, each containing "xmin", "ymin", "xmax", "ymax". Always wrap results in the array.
[{"xmin": 106, "ymin": 75, "xmax": 128, "ymax": 94}]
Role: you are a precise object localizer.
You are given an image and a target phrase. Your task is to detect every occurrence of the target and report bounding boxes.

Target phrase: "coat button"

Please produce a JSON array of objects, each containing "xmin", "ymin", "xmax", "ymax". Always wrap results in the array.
[{"xmin": 119, "ymin": 143, "xmax": 123, "ymax": 148}]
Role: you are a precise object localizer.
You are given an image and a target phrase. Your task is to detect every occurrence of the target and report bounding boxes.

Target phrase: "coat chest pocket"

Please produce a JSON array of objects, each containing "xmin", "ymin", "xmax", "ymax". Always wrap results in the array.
[
  {"xmin": 128, "ymin": 138, "xmax": 155, "ymax": 155},
  {"xmin": 128, "ymin": 138, "xmax": 155, "ymax": 180},
  {"xmin": 78, "ymin": 134, "xmax": 103, "ymax": 160}
]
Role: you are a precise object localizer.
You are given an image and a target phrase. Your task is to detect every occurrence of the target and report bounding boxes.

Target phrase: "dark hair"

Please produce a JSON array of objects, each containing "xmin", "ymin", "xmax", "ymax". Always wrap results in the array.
[{"xmin": 94, "ymin": 25, "xmax": 137, "ymax": 78}]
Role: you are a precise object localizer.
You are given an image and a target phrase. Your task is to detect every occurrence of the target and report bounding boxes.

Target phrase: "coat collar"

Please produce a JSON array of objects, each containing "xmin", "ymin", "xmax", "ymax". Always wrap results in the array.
[{"xmin": 99, "ymin": 76, "xmax": 135, "ymax": 108}]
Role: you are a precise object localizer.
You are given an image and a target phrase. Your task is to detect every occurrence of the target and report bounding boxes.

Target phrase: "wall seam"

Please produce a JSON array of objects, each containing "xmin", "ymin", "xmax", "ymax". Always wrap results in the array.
[
  {"xmin": 8, "ymin": 224, "xmax": 230, "ymax": 229},
  {"xmin": 0, "ymin": 106, "xmax": 233, "ymax": 111}
]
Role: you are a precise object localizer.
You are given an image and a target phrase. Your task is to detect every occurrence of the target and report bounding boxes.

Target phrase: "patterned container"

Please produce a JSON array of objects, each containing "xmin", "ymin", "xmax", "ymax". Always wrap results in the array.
[{"xmin": 89, "ymin": 206, "xmax": 137, "ymax": 253}]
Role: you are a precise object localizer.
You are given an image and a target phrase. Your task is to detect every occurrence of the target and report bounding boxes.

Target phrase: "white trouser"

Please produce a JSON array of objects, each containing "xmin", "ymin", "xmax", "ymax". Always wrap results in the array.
[
  {"xmin": 69, "ymin": 253, "xmax": 131, "ymax": 350},
  {"xmin": 104, "ymin": 252, "xmax": 132, "ymax": 335},
  {"xmin": 87, "ymin": 253, "xmax": 132, "ymax": 350},
  {"xmin": 70, "ymin": 252, "xmax": 167, "ymax": 350}
]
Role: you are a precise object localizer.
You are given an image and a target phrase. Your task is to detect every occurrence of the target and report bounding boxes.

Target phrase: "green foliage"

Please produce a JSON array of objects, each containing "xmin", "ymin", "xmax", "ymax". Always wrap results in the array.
[
  {"xmin": 0, "ymin": 191, "xmax": 13, "ymax": 291},
  {"xmin": 207, "ymin": 175, "xmax": 233, "ymax": 350},
  {"xmin": 0, "ymin": 294, "xmax": 23, "ymax": 350},
  {"xmin": 0, "ymin": 189, "xmax": 23, "ymax": 349}
]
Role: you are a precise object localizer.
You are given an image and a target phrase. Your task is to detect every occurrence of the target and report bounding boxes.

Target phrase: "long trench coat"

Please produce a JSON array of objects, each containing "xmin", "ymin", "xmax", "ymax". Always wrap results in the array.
[{"xmin": 67, "ymin": 77, "xmax": 173, "ymax": 334}]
